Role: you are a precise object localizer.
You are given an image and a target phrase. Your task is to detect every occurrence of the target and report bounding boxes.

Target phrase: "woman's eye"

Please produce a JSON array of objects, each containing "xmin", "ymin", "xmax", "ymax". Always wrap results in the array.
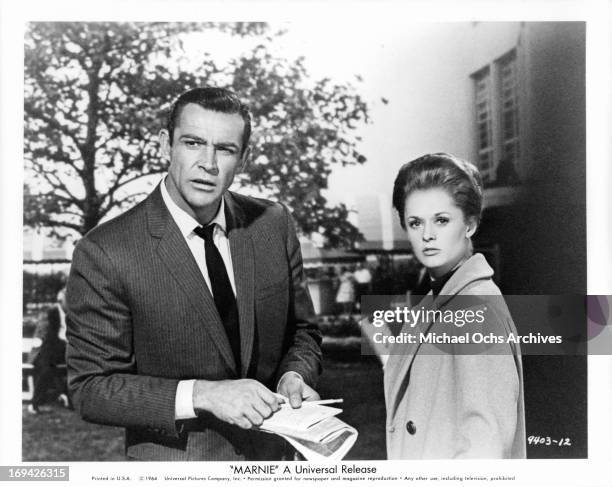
[
  {"xmin": 435, "ymin": 217, "xmax": 449, "ymax": 225},
  {"xmin": 408, "ymin": 220, "xmax": 421, "ymax": 229}
]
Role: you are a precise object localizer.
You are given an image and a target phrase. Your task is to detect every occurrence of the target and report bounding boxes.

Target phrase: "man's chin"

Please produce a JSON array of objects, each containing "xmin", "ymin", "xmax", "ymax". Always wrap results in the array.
[{"xmin": 187, "ymin": 195, "xmax": 223, "ymax": 216}]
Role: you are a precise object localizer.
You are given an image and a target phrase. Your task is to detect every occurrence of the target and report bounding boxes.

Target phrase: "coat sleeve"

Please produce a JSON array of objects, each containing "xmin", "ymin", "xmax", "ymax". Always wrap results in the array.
[
  {"xmin": 451, "ymin": 309, "xmax": 522, "ymax": 458},
  {"xmin": 65, "ymin": 236, "xmax": 181, "ymax": 438},
  {"xmin": 274, "ymin": 205, "xmax": 322, "ymax": 388}
]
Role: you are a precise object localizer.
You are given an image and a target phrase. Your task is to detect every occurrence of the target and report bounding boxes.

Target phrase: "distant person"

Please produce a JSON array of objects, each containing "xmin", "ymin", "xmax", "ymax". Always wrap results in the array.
[
  {"xmin": 353, "ymin": 263, "xmax": 372, "ymax": 309},
  {"xmin": 385, "ymin": 153, "xmax": 525, "ymax": 459},
  {"xmin": 335, "ymin": 266, "xmax": 356, "ymax": 316},
  {"xmin": 28, "ymin": 287, "xmax": 70, "ymax": 414}
]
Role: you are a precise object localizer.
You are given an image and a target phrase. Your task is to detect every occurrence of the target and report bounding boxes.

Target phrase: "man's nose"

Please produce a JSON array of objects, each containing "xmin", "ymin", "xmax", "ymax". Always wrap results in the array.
[{"xmin": 199, "ymin": 147, "xmax": 219, "ymax": 175}]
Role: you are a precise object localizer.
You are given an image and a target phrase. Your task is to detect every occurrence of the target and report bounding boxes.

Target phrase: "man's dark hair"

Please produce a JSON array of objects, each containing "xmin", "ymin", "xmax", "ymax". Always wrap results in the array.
[{"xmin": 166, "ymin": 87, "xmax": 252, "ymax": 155}]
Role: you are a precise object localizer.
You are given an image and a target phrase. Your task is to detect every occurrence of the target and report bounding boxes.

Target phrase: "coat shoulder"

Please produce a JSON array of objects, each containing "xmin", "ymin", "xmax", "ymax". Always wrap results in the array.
[
  {"xmin": 78, "ymin": 195, "xmax": 150, "ymax": 249},
  {"xmin": 228, "ymin": 191, "xmax": 286, "ymax": 222},
  {"xmin": 460, "ymin": 277, "xmax": 502, "ymax": 296}
]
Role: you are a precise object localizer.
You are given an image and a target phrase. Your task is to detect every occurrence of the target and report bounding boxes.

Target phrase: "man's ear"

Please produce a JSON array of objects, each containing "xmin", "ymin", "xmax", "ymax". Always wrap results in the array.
[
  {"xmin": 466, "ymin": 216, "xmax": 478, "ymax": 238},
  {"xmin": 159, "ymin": 129, "xmax": 171, "ymax": 160},
  {"xmin": 239, "ymin": 146, "xmax": 251, "ymax": 172}
]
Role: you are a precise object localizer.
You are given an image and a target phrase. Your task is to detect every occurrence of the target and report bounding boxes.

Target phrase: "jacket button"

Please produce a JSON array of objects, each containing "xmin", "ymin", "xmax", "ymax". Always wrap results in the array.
[
  {"xmin": 387, "ymin": 426, "xmax": 395, "ymax": 433},
  {"xmin": 406, "ymin": 421, "xmax": 416, "ymax": 435}
]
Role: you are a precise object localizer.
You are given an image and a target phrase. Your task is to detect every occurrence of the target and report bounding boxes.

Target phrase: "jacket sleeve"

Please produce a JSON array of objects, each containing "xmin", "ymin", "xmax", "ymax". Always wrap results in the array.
[
  {"xmin": 275, "ymin": 205, "xmax": 322, "ymax": 388},
  {"xmin": 65, "ymin": 236, "xmax": 181, "ymax": 438}
]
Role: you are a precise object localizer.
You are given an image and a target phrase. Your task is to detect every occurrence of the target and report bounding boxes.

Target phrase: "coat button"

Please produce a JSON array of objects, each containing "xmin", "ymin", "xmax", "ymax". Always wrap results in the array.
[
  {"xmin": 234, "ymin": 447, "xmax": 243, "ymax": 456},
  {"xmin": 406, "ymin": 421, "xmax": 416, "ymax": 435},
  {"xmin": 387, "ymin": 426, "xmax": 395, "ymax": 433}
]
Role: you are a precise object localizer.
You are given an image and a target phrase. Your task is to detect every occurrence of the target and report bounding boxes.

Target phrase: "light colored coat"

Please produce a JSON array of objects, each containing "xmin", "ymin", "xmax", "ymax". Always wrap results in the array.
[{"xmin": 384, "ymin": 254, "xmax": 526, "ymax": 459}]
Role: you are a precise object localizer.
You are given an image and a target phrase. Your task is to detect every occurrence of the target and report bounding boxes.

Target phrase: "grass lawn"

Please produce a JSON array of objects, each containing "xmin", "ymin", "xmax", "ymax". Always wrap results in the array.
[
  {"xmin": 22, "ymin": 355, "xmax": 386, "ymax": 461},
  {"xmin": 22, "ymin": 404, "xmax": 125, "ymax": 461}
]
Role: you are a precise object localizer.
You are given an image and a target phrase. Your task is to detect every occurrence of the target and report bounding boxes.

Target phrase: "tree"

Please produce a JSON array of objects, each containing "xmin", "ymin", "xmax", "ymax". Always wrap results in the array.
[{"xmin": 24, "ymin": 22, "xmax": 369, "ymax": 248}]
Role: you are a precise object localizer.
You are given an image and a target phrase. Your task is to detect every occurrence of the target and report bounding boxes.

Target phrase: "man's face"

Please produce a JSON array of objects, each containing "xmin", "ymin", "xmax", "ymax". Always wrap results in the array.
[{"xmin": 160, "ymin": 103, "xmax": 247, "ymax": 223}]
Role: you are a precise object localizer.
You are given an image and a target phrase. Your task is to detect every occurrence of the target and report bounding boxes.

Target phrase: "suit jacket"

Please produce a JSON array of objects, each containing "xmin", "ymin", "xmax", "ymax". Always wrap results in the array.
[
  {"xmin": 29, "ymin": 306, "xmax": 66, "ymax": 366},
  {"xmin": 65, "ymin": 185, "xmax": 322, "ymax": 460},
  {"xmin": 384, "ymin": 254, "xmax": 526, "ymax": 459}
]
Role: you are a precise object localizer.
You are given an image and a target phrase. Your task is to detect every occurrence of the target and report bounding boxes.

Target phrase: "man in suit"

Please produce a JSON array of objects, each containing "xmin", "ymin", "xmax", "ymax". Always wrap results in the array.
[
  {"xmin": 28, "ymin": 287, "xmax": 70, "ymax": 414},
  {"xmin": 66, "ymin": 87, "xmax": 322, "ymax": 460}
]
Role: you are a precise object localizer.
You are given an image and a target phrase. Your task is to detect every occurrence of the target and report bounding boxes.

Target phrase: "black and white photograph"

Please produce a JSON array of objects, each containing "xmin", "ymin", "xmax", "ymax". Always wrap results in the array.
[{"xmin": 1, "ymin": 0, "xmax": 611, "ymax": 485}]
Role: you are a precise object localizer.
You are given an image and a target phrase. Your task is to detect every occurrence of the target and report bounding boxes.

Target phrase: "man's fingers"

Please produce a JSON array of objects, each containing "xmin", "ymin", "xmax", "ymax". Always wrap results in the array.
[
  {"xmin": 252, "ymin": 400, "xmax": 273, "ymax": 419},
  {"xmin": 289, "ymin": 389, "xmax": 303, "ymax": 408},
  {"xmin": 301, "ymin": 383, "xmax": 321, "ymax": 401},
  {"xmin": 242, "ymin": 408, "xmax": 264, "ymax": 428},
  {"xmin": 256, "ymin": 386, "xmax": 281, "ymax": 409},
  {"xmin": 235, "ymin": 416, "xmax": 253, "ymax": 430}
]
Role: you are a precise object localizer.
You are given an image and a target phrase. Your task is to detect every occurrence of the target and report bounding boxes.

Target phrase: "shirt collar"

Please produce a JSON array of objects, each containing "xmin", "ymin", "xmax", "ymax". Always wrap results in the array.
[{"xmin": 160, "ymin": 176, "xmax": 227, "ymax": 238}]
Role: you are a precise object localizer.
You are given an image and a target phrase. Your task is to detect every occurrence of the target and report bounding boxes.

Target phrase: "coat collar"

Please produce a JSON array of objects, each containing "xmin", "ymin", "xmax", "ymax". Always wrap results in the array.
[{"xmin": 434, "ymin": 253, "xmax": 494, "ymax": 307}]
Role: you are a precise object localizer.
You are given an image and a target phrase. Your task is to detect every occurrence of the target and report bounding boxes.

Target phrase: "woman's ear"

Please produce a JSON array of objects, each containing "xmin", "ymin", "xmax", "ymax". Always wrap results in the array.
[{"xmin": 466, "ymin": 217, "xmax": 478, "ymax": 238}]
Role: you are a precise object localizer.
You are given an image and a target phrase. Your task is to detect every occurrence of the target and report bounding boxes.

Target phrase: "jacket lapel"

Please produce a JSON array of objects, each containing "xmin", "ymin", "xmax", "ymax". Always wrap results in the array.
[
  {"xmin": 224, "ymin": 192, "xmax": 256, "ymax": 378},
  {"xmin": 146, "ymin": 185, "xmax": 238, "ymax": 373}
]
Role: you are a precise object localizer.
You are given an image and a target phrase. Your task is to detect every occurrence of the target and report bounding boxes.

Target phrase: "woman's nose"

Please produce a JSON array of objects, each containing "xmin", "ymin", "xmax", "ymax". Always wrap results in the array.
[{"xmin": 422, "ymin": 223, "xmax": 436, "ymax": 241}]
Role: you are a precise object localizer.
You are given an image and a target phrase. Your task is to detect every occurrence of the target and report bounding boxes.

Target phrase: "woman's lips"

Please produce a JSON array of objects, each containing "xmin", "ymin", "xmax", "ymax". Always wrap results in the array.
[{"xmin": 422, "ymin": 248, "xmax": 440, "ymax": 256}]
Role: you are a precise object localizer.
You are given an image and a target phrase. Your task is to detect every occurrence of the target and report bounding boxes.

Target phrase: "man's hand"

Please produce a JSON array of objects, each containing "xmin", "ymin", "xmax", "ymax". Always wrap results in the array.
[
  {"xmin": 193, "ymin": 379, "xmax": 282, "ymax": 429},
  {"xmin": 277, "ymin": 372, "xmax": 320, "ymax": 408}
]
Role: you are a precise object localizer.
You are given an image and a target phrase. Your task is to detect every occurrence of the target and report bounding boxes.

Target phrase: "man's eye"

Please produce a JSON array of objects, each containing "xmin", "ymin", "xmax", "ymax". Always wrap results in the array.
[
  {"xmin": 217, "ymin": 147, "xmax": 235, "ymax": 154},
  {"xmin": 184, "ymin": 140, "xmax": 202, "ymax": 147}
]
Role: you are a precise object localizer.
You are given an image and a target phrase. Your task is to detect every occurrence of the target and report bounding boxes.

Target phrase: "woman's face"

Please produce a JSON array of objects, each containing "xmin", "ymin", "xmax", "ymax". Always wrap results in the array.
[{"xmin": 403, "ymin": 187, "xmax": 476, "ymax": 279}]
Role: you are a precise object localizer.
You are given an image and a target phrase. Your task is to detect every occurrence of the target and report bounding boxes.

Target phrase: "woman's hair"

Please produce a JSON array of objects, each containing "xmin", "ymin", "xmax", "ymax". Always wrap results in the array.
[{"xmin": 392, "ymin": 153, "xmax": 483, "ymax": 230}]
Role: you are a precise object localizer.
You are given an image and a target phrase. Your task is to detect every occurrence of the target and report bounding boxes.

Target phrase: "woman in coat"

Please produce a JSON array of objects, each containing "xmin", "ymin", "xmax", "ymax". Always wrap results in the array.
[{"xmin": 384, "ymin": 153, "xmax": 526, "ymax": 459}]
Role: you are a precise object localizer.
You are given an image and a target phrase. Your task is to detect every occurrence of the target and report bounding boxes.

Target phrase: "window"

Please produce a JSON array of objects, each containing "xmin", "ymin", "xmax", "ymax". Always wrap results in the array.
[
  {"xmin": 472, "ymin": 49, "xmax": 521, "ymax": 187},
  {"xmin": 498, "ymin": 51, "xmax": 520, "ymax": 185},
  {"xmin": 474, "ymin": 67, "xmax": 494, "ymax": 183}
]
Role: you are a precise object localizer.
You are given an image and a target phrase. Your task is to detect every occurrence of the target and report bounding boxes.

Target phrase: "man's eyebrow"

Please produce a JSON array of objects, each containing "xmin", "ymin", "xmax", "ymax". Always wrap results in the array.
[
  {"xmin": 179, "ymin": 134, "xmax": 206, "ymax": 142},
  {"xmin": 214, "ymin": 141, "xmax": 240, "ymax": 150}
]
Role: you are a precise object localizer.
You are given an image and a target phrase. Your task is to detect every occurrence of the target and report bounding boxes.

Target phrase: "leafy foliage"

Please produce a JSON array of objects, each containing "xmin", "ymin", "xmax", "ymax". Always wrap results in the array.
[{"xmin": 24, "ymin": 22, "xmax": 369, "ymax": 247}]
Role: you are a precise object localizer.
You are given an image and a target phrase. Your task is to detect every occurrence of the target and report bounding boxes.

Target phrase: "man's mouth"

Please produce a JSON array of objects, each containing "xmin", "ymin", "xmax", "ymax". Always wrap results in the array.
[{"xmin": 191, "ymin": 179, "xmax": 216, "ymax": 188}]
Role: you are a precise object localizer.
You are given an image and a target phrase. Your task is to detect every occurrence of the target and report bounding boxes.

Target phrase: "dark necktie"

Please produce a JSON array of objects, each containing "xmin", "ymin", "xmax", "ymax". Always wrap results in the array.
[{"xmin": 194, "ymin": 224, "xmax": 241, "ymax": 371}]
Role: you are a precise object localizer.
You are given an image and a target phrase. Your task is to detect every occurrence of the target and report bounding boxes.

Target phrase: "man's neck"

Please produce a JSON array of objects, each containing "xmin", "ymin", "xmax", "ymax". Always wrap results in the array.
[{"xmin": 194, "ymin": 201, "xmax": 222, "ymax": 227}]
